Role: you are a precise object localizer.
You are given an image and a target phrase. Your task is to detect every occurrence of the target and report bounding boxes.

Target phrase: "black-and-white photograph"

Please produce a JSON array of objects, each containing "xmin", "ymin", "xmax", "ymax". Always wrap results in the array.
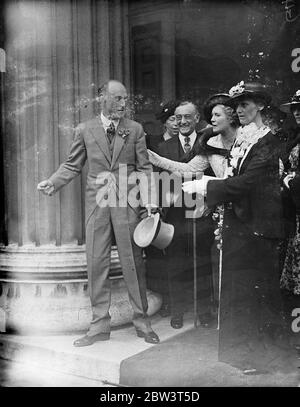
[{"xmin": 0, "ymin": 0, "xmax": 299, "ymax": 390}]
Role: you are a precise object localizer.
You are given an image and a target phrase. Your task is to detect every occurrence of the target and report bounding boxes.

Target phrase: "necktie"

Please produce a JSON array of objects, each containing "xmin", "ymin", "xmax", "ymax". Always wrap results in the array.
[
  {"xmin": 107, "ymin": 122, "xmax": 116, "ymax": 144},
  {"xmin": 184, "ymin": 136, "xmax": 191, "ymax": 153}
]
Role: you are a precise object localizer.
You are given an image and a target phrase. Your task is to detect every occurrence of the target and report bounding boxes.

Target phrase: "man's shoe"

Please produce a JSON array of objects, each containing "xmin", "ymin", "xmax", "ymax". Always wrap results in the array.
[
  {"xmin": 73, "ymin": 332, "xmax": 110, "ymax": 347},
  {"xmin": 159, "ymin": 303, "xmax": 171, "ymax": 318},
  {"xmin": 170, "ymin": 315, "xmax": 183, "ymax": 329},
  {"xmin": 135, "ymin": 329, "xmax": 160, "ymax": 344}
]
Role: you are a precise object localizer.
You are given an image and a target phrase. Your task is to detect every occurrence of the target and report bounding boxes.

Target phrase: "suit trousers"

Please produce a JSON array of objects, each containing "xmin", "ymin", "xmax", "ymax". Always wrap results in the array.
[{"xmin": 85, "ymin": 205, "xmax": 151, "ymax": 335}]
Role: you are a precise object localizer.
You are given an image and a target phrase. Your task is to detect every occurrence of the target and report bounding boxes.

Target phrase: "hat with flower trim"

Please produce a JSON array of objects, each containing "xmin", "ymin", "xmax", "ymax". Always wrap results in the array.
[
  {"xmin": 227, "ymin": 81, "xmax": 272, "ymax": 106},
  {"xmin": 280, "ymin": 90, "xmax": 300, "ymax": 113}
]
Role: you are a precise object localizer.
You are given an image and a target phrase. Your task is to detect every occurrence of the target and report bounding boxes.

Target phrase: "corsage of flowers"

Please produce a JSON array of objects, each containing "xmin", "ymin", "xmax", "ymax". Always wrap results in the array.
[
  {"xmin": 212, "ymin": 205, "xmax": 224, "ymax": 251},
  {"xmin": 118, "ymin": 129, "xmax": 130, "ymax": 139}
]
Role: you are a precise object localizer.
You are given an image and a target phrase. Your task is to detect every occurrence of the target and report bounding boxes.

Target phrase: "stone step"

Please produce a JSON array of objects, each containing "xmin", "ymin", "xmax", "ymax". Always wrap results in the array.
[
  {"xmin": 0, "ymin": 358, "xmax": 108, "ymax": 387},
  {"xmin": 0, "ymin": 313, "xmax": 196, "ymax": 386}
]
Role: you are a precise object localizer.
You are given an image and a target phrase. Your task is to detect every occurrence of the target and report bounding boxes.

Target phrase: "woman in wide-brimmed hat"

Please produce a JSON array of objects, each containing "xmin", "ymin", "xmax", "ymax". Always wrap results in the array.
[
  {"xmin": 280, "ymin": 90, "xmax": 300, "ymax": 298},
  {"xmin": 181, "ymin": 80, "xmax": 297, "ymax": 374},
  {"xmin": 280, "ymin": 89, "xmax": 300, "ymax": 121}
]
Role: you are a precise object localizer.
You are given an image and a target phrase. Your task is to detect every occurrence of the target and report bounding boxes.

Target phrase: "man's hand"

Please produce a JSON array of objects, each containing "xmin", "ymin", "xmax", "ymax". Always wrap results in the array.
[
  {"xmin": 140, "ymin": 204, "xmax": 161, "ymax": 219},
  {"xmin": 37, "ymin": 180, "xmax": 54, "ymax": 196}
]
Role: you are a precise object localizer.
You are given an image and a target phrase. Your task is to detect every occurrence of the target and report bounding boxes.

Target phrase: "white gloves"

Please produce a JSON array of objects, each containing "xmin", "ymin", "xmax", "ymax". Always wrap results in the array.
[
  {"xmin": 147, "ymin": 149, "xmax": 160, "ymax": 166},
  {"xmin": 182, "ymin": 176, "xmax": 217, "ymax": 195}
]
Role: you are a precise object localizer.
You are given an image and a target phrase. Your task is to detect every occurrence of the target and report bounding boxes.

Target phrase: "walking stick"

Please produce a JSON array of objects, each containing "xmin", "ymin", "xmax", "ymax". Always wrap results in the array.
[
  {"xmin": 193, "ymin": 213, "xmax": 198, "ymax": 328},
  {"xmin": 217, "ymin": 243, "xmax": 222, "ymax": 330},
  {"xmin": 216, "ymin": 205, "xmax": 224, "ymax": 331}
]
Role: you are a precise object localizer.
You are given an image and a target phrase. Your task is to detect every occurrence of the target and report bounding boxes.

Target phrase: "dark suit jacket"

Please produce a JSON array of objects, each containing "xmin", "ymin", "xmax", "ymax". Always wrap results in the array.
[
  {"xmin": 158, "ymin": 134, "xmax": 193, "ymax": 164},
  {"xmin": 146, "ymin": 133, "xmax": 165, "ymax": 154},
  {"xmin": 287, "ymin": 134, "xmax": 300, "ymax": 214},
  {"xmin": 289, "ymin": 172, "xmax": 300, "ymax": 212},
  {"xmin": 207, "ymin": 131, "xmax": 284, "ymax": 239},
  {"xmin": 158, "ymin": 132, "xmax": 204, "ymax": 220},
  {"xmin": 156, "ymin": 132, "xmax": 214, "ymax": 298}
]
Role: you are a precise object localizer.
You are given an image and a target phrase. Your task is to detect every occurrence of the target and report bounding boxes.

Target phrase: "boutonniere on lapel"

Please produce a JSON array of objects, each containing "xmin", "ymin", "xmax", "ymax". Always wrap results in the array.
[
  {"xmin": 212, "ymin": 205, "xmax": 224, "ymax": 251},
  {"xmin": 117, "ymin": 128, "xmax": 130, "ymax": 139}
]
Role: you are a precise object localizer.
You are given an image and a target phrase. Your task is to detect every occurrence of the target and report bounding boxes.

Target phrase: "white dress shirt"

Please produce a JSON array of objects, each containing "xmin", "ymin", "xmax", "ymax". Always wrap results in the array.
[
  {"xmin": 178, "ymin": 131, "xmax": 197, "ymax": 151},
  {"xmin": 101, "ymin": 111, "xmax": 120, "ymax": 132}
]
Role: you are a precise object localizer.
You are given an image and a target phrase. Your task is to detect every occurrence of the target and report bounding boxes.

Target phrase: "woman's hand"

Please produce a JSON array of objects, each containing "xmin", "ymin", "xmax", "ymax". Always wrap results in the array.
[
  {"xmin": 182, "ymin": 179, "xmax": 207, "ymax": 195},
  {"xmin": 182, "ymin": 175, "xmax": 221, "ymax": 195}
]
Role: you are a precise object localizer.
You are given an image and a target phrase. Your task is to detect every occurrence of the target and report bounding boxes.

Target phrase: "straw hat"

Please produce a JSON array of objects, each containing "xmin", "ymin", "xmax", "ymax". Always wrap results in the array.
[{"xmin": 133, "ymin": 213, "xmax": 174, "ymax": 250}]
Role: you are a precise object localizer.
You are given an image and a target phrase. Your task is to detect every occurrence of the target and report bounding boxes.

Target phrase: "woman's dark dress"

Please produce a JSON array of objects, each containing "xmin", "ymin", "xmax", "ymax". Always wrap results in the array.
[{"xmin": 207, "ymin": 131, "xmax": 297, "ymax": 372}]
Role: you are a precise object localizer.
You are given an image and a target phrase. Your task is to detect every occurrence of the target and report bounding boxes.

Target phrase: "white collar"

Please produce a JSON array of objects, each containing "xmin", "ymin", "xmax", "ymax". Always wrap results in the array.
[
  {"xmin": 207, "ymin": 134, "xmax": 224, "ymax": 148},
  {"xmin": 179, "ymin": 130, "xmax": 197, "ymax": 150},
  {"xmin": 163, "ymin": 132, "xmax": 172, "ymax": 141},
  {"xmin": 100, "ymin": 111, "xmax": 120, "ymax": 130}
]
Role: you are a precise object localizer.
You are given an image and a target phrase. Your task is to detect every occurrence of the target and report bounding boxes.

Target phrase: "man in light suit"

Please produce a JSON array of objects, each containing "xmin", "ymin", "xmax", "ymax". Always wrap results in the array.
[{"xmin": 37, "ymin": 80, "xmax": 160, "ymax": 346}]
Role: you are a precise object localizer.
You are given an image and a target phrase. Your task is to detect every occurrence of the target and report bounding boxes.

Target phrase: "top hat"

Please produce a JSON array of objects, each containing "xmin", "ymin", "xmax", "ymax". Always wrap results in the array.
[
  {"xmin": 133, "ymin": 213, "xmax": 174, "ymax": 250},
  {"xmin": 203, "ymin": 93, "xmax": 231, "ymax": 123},
  {"xmin": 155, "ymin": 100, "xmax": 180, "ymax": 124},
  {"xmin": 227, "ymin": 81, "xmax": 272, "ymax": 106},
  {"xmin": 280, "ymin": 90, "xmax": 300, "ymax": 113}
]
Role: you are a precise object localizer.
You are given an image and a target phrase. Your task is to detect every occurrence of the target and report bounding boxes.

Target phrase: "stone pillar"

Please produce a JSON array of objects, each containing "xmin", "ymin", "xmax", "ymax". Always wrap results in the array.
[{"xmin": 0, "ymin": 0, "xmax": 161, "ymax": 334}]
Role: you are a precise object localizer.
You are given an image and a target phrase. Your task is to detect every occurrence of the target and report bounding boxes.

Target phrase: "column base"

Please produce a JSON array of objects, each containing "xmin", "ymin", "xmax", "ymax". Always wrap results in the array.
[{"xmin": 0, "ymin": 245, "xmax": 162, "ymax": 334}]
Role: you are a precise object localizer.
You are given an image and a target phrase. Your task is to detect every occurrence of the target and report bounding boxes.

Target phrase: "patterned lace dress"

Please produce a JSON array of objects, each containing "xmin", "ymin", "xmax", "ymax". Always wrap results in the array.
[{"xmin": 280, "ymin": 144, "xmax": 300, "ymax": 295}]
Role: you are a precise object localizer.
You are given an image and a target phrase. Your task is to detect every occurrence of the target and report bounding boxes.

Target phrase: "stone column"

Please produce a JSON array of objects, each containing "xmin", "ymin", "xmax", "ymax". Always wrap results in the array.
[{"xmin": 0, "ymin": 0, "xmax": 160, "ymax": 334}]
